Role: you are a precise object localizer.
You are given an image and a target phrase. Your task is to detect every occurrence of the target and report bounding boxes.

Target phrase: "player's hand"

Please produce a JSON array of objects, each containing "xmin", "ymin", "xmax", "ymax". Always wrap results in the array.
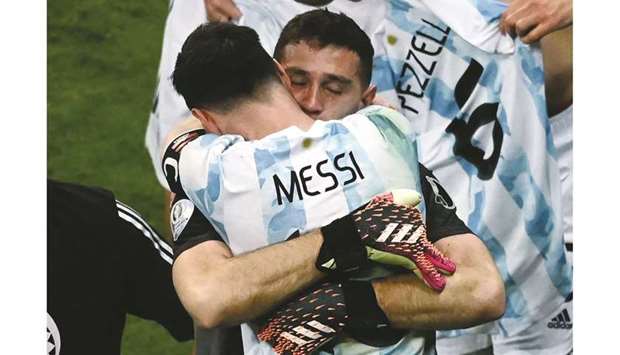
[
  {"xmin": 204, "ymin": 0, "xmax": 241, "ymax": 23},
  {"xmin": 500, "ymin": 0, "xmax": 572, "ymax": 44},
  {"xmin": 257, "ymin": 281, "xmax": 348, "ymax": 355},
  {"xmin": 354, "ymin": 191, "xmax": 456, "ymax": 292}
]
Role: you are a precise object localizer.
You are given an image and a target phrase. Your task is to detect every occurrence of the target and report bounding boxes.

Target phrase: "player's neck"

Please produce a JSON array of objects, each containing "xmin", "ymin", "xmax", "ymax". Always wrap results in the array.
[{"xmin": 224, "ymin": 90, "xmax": 314, "ymax": 140}]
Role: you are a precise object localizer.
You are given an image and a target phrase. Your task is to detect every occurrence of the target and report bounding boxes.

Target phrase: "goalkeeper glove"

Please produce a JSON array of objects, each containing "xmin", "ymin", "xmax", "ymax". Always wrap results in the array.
[
  {"xmin": 317, "ymin": 189, "xmax": 456, "ymax": 292},
  {"xmin": 257, "ymin": 280, "xmax": 391, "ymax": 355}
]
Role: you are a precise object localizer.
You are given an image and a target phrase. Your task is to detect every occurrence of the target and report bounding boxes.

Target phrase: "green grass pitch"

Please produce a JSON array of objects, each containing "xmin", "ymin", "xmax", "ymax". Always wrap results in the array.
[{"xmin": 48, "ymin": 0, "xmax": 193, "ymax": 353}]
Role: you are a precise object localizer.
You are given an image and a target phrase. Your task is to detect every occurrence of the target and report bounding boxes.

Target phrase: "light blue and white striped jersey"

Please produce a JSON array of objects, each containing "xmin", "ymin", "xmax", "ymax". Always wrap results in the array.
[
  {"xmin": 370, "ymin": 0, "xmax": 572, "ymax": 338},
  {"xmin": 178, "ymin": 106, "xmax": 433, "ymax": 355}
]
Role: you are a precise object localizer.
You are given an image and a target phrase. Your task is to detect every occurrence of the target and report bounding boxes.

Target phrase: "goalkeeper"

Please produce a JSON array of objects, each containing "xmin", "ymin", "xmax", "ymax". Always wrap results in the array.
[{"xmin": 166, "ymin": 22, "xmax": 505, "ymax": 355}]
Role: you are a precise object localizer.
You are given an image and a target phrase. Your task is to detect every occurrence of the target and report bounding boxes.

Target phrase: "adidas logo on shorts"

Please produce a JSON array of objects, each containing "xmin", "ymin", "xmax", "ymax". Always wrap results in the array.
[{"xmin": 547, "ymin": 309, "xmax": 572, "ymax": 329}]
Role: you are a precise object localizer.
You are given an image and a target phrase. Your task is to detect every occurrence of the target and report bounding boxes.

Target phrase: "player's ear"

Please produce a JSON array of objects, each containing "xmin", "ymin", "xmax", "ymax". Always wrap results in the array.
[
  {"xmin": 273, "ymin": 60, "xmax": 292, "ymax": 91},
  {"xmin": 191, "ymin": 108, "xmax": 221, "ymax": 134},
  {"xmin": 361, "ymin": 84, "xmax": 377, "ymax": 107}
]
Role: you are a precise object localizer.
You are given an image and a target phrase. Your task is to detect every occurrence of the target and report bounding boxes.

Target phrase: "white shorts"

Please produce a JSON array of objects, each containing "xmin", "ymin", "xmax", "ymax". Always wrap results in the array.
[{"xmin": 436, "ymin": 298, "xmax": 573, "ymax": 355}]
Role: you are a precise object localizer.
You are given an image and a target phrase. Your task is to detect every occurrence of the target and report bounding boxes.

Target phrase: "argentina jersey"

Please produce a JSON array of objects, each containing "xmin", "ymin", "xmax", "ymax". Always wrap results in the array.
[
  {"xmin": 177, "ymin": 106, "xmax": 434, "ymax": 355},
  {"xmin": 370, "ymin": 0, "xmax": 572, "ymax": 337}
]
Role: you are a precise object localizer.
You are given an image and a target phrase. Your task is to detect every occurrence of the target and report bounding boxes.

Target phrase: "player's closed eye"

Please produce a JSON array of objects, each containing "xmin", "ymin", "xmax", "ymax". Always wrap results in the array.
[
  {"xmin": 289, "ymin": 74, "xmax": 308, "ymax": 87},
  {"xmin": 291, "ymin": 79, "xmax": 308, "ymax": 86},
  {"xmin": 324, "ymin": 83, "xmax": 344, "ymax": 95}
]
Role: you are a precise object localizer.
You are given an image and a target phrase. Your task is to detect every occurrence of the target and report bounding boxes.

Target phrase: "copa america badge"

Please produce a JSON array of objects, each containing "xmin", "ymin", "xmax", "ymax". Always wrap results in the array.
[{"xmin": 170, "ymin": 199, "xmax": 195, "ymax": 241}]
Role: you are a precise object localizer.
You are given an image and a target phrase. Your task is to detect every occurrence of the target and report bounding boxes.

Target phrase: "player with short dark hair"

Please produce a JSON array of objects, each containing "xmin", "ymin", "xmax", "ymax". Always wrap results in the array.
[
  {"xmin": 173, "ymin": 23, "xmax": 280, "ymax": 113},
  {"xmin": 273, "ymin": 9, "xmax": 378, "ymax": 122},
  {"xmin": 273, "ymin": 9, "xmax": 374, "ymax": 88}
]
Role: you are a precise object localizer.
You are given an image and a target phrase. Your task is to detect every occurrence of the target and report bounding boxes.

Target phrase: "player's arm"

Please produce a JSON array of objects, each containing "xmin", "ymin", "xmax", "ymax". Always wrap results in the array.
[
  {"xmin": 172, "ymin": 225, "xmax": 325, "ymax": 329},
  {"xmin": 116, "ymin": 199, "xmax": 194, "ymax": 342},
  {"xmin": 496, "ymin": 0, "xmax": 572, "ymax": 115},
  {"xmin": 370, "ymin": 165, "xmax": 505, "ymax": 330},
  {"xmin": 541, "ymin": 25, "xmax": 572, "ymax": 116},
  {"xmin": 373, "ymin": 234, "xmax": 504, "ymax": 329}
]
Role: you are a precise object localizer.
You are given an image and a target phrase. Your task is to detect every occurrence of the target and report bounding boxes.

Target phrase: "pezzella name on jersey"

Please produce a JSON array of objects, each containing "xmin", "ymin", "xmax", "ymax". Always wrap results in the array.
[
  {"xmin": 273, "ymin": 151, "xmax": 364, "ymax": 205},
  {"xmin": 396, "ymin": 18, "xmax": 450, "ymax": 116}
]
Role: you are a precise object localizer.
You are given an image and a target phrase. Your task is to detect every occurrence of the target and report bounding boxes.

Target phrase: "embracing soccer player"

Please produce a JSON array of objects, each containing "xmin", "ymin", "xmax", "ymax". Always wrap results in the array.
[{"xmin": 164, "ymin": 18, "xmax": 504, "ymax": 355}]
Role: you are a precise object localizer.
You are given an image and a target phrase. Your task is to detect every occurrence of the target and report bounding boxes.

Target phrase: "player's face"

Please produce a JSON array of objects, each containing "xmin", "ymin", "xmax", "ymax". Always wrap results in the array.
[{"xmin": 279, "ymin": 41, "xmax": 374, "ymax": 121}]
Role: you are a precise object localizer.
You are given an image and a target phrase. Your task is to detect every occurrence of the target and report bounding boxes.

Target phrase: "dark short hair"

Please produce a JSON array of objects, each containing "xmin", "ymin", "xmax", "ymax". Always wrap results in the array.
[
  {"xmin": 273, "ymin": 9, "xmax": 374, "ymax": 87},
  {"xmin": 172, "ymin": 22, "xmax": 280, "ymax": 111}
]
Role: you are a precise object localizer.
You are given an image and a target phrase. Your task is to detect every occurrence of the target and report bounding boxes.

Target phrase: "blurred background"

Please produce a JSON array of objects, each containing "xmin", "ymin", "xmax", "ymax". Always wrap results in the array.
[{"xmin": 47, "ymin": 0, "xmax": 191, "ymax": 353}]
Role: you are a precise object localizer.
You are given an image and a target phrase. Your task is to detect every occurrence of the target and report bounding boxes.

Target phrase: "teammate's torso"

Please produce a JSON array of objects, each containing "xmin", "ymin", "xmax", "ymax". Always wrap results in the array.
[{"xmin": 370, "ymin": 0, "xmax": 572, "ymax": 336}]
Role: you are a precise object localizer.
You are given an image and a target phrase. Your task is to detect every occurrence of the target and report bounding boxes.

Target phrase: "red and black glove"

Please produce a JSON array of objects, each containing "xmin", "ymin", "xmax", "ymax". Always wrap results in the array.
[
  {"xmin": 317, "ymin": 190, "xmax": 456, "ymax": 291},
  {"xmin": 257, "ymin": 280, "xmax": 390, "ymax": 355}
]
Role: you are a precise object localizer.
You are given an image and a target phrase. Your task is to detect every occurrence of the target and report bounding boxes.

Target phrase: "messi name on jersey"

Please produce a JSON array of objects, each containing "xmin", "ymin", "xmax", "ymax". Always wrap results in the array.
[{"xmin": 273, "ymin": 151, "xmax": 365, "ymax": 205}]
